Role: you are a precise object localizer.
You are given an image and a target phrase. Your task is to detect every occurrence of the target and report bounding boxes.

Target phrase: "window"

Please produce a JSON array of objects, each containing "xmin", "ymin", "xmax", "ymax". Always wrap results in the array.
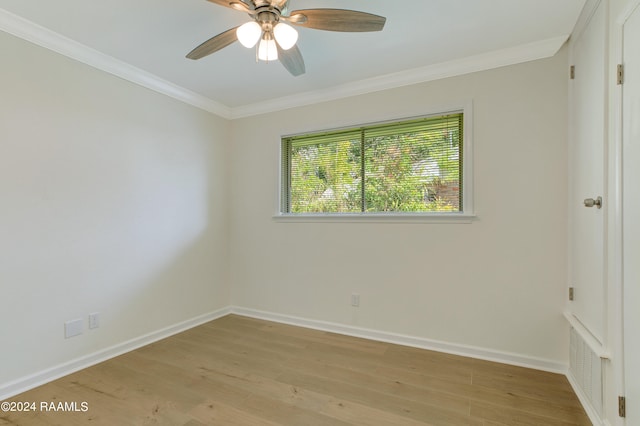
[{"xmin": 281, "ymin": 111, "xmax": 470, "ymax": 217}]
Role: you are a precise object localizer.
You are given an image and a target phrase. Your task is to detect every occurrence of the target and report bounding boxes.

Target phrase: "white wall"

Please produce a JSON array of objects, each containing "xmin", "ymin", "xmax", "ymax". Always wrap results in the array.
[
  {"xmin": 0, "ymin": 31, "xmax": 231, "ymax": 386},
  {"xmin": 0, "ymin": 19, "xmax": 574, "ymax": 394},
  {"xmin": 229, "ymin": 48, "xmax": 570, "ymax": 364}
]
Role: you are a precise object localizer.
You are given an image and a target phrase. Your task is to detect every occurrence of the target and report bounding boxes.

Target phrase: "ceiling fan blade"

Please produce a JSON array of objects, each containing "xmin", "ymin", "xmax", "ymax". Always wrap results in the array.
[
  {"xmin": 206, "ymin": 0, "xmax": 234, "ymax": 9},
  {"xmin": 186, "ymin": 27, "xmax": 239, "ymax": 60},
  {"xmin": 278, "ymin": 44, "xmax": 305, "ymax": 76},
  {"xmin": 206, "ymin": 0, "xmax": 251, "ymax": 10},
  {"xmin": 288, "ymin": 9, "xmax": 386, "ymax": 32}
]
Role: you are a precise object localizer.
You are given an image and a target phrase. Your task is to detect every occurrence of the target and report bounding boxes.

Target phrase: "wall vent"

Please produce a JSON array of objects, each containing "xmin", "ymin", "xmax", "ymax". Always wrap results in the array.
[{"xmin": 569, "ymin": 326, "xmax": 604, "ymax": 419}]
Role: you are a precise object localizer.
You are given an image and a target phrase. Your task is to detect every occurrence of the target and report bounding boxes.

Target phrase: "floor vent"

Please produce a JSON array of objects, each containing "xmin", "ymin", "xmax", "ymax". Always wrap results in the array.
[{"xmin": 569, "ymin": 326, "xmax": 604, "ymax": 419}]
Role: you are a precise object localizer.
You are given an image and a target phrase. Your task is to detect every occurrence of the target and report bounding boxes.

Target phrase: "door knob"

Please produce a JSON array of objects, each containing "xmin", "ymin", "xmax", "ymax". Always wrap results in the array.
[{"xmin": 584, "ymin": 196, "xmax": 603, "ymax": 209}]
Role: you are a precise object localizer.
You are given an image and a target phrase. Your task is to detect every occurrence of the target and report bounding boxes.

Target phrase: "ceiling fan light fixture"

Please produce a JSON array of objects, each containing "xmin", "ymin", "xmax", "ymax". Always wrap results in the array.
[
  {"xmin": 273, "ymin": 22, "xmax": 298, "ymax": 50},
  {"xmin": 258, "ymin": 36, "xmax": 278, "ymax": 61},
  {"xmin": 236, "ymin": 21, "xmax": 261, "ymax": 48},
  {"xmin": 189, "ymin": 1, "xmax": 387, "ymax": 76}
]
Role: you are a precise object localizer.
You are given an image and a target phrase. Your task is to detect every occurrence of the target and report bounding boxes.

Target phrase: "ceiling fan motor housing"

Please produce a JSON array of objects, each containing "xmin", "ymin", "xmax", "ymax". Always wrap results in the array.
[
  {"xmin": 256, "ymin": 8, "xmax": 279, "ymax": 32},
  {"xmin": 253, "ymin": 0, "xmax": 287, "ymax": 11}
]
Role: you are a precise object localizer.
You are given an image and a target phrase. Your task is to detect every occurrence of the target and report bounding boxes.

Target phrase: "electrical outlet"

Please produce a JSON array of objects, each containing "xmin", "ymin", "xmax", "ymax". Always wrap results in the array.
[
  {"xmin": 351, "ymin": 293, "xmax": 360, "ymax": 307},
  {"xmin": 64, "ymin": 319, "xmax": 83, "ymax": 338},
  {"xmin": 89, "ymin": 312, "xmax": 100, "ymax": 329}
]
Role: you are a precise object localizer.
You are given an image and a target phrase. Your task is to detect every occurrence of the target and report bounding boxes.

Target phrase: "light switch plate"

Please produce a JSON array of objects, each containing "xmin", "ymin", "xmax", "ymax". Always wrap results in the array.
[{"xmin": 89, "ymin": 312, "xmax": 100, "ymax": 329}]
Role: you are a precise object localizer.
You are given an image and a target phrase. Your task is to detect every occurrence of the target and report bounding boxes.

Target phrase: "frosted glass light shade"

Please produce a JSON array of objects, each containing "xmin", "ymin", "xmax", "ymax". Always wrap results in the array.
[
  {"xmin": 273, "ymin": 23, "xmax": 298, "ymax": 50},
  {"xmin": 236, "ymin": 21, "xmax": 261, "ymax": 48},
  {"xmin": 258, "ymin": 38, "xmax": 278, "ymax": 61}
]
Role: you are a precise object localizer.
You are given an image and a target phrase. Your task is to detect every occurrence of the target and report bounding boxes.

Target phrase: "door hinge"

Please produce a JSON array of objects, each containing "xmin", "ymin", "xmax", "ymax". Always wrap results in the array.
[
  {"xmin": 570, "ymin": 65, "xmax": 575, "ymax": 80},
  {"xmin": 617, "ymin": 64, "xmax": 624, "ymax": 85},
  {"xmin": 569, "ymin": 287, "xmax": 575, "ymax": 301},
  {"xmin": 619, "ymin": 396, "xmax": 626, "ymax": 418}
]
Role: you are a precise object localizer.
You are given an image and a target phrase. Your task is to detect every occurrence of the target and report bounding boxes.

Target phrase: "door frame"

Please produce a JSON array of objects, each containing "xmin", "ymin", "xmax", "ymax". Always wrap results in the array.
[{"xmin": 610, "ymin": 1, "xmax": 640, "ymax": 424}]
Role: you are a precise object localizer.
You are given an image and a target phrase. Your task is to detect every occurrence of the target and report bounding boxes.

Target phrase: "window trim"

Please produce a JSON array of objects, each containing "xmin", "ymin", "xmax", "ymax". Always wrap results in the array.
[{"xmin": 275, "ymin": 102, "xmax": 474, "ymax": 223}]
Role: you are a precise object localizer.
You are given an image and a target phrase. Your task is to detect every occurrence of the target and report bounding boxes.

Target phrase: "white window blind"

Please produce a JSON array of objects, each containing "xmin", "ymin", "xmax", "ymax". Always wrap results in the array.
[{"xmin": 282, "ymin": 112, "xmax": 464, "ymax": 214}]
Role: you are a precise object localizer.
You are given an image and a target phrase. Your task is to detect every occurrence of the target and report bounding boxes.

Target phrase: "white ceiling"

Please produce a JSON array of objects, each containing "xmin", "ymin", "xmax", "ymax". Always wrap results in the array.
[{"xmin": 0, "ymin": 0, "xmax": 585, "ymax": 117}]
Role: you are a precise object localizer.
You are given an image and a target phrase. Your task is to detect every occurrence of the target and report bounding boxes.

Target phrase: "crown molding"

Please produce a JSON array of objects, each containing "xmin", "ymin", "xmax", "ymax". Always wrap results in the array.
[
  {"xmin": 2, "ymin": 7, "xmax": 567, "ymax": 121},
  {"xmin": 0, "ymin": 8, "xmax": 232, "ymax": 119},
  {"xmin": 231, "ymin": 35, "xmax": 569, "ymax": 118}
]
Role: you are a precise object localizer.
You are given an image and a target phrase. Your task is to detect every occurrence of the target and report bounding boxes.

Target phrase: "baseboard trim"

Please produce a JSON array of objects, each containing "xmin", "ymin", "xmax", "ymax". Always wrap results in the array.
[
  {"xmin": 230, "ymin": 306, "xmax": 568, "ymax": 374},
  {"xmin": 566, "ymin": 370, "xmax": 603, "ymax": 426},
  {"xmin": 1, "ymin": 305, "xmax": 572, "ymax": 401},
  {"xmin": 0, "ymin": 307, "xmax": 231, "ymax": 400}
]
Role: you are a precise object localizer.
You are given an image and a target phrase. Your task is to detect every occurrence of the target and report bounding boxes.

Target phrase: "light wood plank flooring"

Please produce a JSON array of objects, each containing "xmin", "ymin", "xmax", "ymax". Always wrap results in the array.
[{"xmin": 1, "ymin": 315, "xmax": 590, "ymax": 425}]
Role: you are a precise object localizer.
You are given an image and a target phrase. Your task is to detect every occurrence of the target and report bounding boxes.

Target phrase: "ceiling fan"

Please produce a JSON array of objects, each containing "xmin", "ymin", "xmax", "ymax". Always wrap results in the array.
[{"xmin": 186, "ymin": 0, "xmax": 386, "ymax": 76}]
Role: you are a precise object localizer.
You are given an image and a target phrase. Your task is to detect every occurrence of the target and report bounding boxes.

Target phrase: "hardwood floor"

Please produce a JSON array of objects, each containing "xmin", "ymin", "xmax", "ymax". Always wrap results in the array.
[{"xmin": 1, "ymin": 315, "xmax": 591, "ymax": 425}]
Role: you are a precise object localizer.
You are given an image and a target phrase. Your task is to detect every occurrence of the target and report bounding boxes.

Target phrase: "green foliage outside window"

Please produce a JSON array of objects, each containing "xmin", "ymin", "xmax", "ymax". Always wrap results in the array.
[{"xmin": 283, "ymin": 113, "xmax": 463, "ymax": 214}]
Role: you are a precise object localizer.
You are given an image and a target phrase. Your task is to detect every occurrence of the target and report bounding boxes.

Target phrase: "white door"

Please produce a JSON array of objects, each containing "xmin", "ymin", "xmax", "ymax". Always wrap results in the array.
[
  {"xmin": 569, "ymin": 1, "xmax": 607, "ymax": 342},
  {"xmin": 623, "ymin": 4, "xmax": 640, "ymax": 424}
]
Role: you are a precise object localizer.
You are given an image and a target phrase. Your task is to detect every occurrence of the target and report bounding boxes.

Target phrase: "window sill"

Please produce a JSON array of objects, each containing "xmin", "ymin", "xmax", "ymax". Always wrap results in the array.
[{"xmin": 273, "ymin": 213, "xmax": 476, "ymax": 224}]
